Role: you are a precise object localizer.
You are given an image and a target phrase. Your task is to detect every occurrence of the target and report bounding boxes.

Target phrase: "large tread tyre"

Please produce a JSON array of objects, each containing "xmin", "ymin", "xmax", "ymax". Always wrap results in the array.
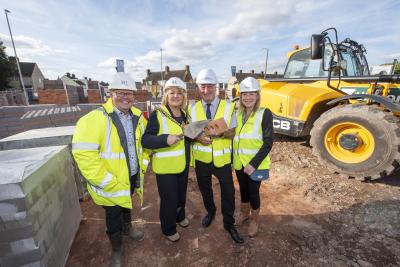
[{"xmin": 310, "ymin": 104, "xmax": 400, "ymax": 180}]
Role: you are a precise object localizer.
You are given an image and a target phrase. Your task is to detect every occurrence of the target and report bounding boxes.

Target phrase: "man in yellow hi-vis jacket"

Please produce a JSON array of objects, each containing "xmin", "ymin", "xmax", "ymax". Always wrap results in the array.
[{"xmin": 72, "ymin": 70, "xmax": 149, "ymax": 267}]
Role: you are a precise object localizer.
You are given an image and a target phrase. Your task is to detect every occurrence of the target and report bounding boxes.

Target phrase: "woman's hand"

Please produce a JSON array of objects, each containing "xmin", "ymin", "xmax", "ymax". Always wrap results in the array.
[
  {"xmin": 244, "ymin": 164, "xmax": 256, "ymax": 176},
  {"xmin": 167, "ymin": 134, "xmax": 183, "ymax": 146}
]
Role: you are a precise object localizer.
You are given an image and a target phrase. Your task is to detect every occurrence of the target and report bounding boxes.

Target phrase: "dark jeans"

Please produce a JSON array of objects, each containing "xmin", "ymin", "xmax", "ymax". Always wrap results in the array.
[
  {"xmin": 195, "ymin": 160, "xmax": 235, "ymax": 228},
  {"xmin": 235, "ymin": 168, "xmax": 261, "ymax": 210},
  {"xmin": 155, "ymin": 167, "xmax": 189, "ymax": 236},
  {"xmin": 102, "ymin": 173, "xmax": 137, "ymax": 235}
]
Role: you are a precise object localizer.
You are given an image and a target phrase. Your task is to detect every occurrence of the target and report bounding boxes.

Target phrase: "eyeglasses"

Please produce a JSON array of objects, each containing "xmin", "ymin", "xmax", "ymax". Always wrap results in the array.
[{"xmin": 113, "ymin": 91, "xmax": 134, "ymax": 98}]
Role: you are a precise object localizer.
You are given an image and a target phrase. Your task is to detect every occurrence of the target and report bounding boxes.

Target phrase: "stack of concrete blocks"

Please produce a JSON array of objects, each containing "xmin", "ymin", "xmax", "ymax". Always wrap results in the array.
[
  {"xmin": 0, "ymin": 146, "xmax": 81, "ymax": 266},
  {"xmin": 0, "ymin": 126, "xmax": 87, "ymax": 200}
]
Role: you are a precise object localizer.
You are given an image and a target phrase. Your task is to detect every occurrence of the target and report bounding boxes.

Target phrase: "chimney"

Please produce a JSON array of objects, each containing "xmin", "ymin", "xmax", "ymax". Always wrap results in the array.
[
  {"xmin": 239, "ymin": 70, "xmax": 242, "ymax": 73},
  {"xmin": 66, "ymin": 72, "xmax": 71, "ymax": 78},
  {"xmin": 72, "ymin": 73, "xmax": 76, "ymax": 79},
  {"xmin": 261, "ymin": 71, "xmax": 264, "ymax": 75},
  {"xmin": 185, "ymin": 65, "xmax": 190, "ymax": 71},
  {"xmin": 251, "ymin": 70, "xmax": 255, "ymax": 74},
  {"xmin": 147, "ymin": 69, "xmax": 151, "ymax": 76},
  {"xmin": 165, "ymin": 66, "xmax": 170, "ymax": 73},
  {"xmin": 274, "ymin": 71, "xmax": 278, "ymax": 75}
]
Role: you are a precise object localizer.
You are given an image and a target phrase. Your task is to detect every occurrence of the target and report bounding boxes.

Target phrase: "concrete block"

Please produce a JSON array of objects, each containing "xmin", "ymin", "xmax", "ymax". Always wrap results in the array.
[
  {"xmin": 0, "ymin": 126, "xmax": 75, "ymax": 151},
  {"xmin": 0, "ymin": 146, "xmax": 81, "ymax": 267}
]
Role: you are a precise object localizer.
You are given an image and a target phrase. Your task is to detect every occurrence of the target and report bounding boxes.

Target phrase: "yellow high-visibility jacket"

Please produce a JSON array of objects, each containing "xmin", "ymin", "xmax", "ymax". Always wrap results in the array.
[
  {"xmin": 72, "ymin": 98, "xmax": 149, "ymax": 208},
  {"xmin": 233, "ymin": 108, "xmax": 271, "ymax": 170},
  {"xmin": 152, "ymin": 105, "xmax": 186, "ymax": 174},
  {"xmin": 188, "ymin": 99, "xmax": 234, "ymax": 167}
]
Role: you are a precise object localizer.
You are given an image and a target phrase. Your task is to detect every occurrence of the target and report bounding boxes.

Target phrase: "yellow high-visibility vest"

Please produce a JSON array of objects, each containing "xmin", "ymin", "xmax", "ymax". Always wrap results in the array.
[
  {"xmin": 233, "ymin": 108, "xmax": 271, "ymax": 170},
  {"xmin": 72, "ymin": 98, "xmax": 149, "ymax": 208},
  {"xmin": 189, "ymin": 99, "xmax": 234, "ymax": 167},
  {"xmin": 152, "ymin": 105, "xmax": 186, "ymax": 174}
]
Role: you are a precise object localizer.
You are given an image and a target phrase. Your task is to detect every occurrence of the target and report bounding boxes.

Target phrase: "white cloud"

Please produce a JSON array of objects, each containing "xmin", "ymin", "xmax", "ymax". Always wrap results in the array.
[
  {"xmin": 96, "ymin": 29, "xmax": 215, "ymax": 80},
  {"xmin": 0, "ymin": 33, "xmax": 66, "ymax": 60}
]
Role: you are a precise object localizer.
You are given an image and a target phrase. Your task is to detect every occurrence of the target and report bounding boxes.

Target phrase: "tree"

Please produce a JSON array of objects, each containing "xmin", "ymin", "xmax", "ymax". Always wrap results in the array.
[
  {"xmin": 395, "ymin": 60, "xmax": 400, "ymax": 74},
  {"xmin": 0, "ymin": 41, "xmax": 15, "ymax": 91}
]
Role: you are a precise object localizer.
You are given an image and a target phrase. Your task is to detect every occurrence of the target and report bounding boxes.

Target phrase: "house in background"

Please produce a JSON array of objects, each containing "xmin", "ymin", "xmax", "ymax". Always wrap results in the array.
[
  {"xmin": 8, "ymin": 57, "xmax": 45, "ymax": 103},
  {"xmin": 143, "ymin": 65, "xmax": 193, "ymax": 98},
  {"xmin": 226, "ymin": 69, "xmax": 284, "ymax": 99}
]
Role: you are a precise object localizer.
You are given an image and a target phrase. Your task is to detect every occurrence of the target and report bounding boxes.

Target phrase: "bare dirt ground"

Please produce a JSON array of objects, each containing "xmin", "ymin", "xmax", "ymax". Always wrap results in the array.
[{"xmin": 66, "ymin": 135, "xmax": 400, "ymax": 267}]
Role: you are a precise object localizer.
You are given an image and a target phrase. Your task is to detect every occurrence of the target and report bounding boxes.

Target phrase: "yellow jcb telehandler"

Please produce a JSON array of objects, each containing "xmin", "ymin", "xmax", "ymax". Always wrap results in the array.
[{"xmin": 256, "ymin": 28, "xmax": 400, "ymax": 179}]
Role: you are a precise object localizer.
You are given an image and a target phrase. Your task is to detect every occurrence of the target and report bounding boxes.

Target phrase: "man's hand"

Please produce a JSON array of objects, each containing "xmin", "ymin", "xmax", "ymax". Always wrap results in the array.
[
  {"xmin": 223, "ymin": 128, "xmax": 235, "ymax": 139},
  {"xmin": 244, "ymin": 164, "xmax": 256, "ymax": 176},
  {"xmin": 195, "ymin": 133, "xmax": 212, "ymax": 145},
  {"xmin": 167, "ymin": 134, "xmax": 183, "ymax": 146}
]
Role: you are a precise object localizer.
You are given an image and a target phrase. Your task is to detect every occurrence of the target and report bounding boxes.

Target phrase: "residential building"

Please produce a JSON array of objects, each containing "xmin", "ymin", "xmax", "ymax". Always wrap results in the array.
[
  {"xmin": 143, "ymin": 65, "xmax": 194, "ymax": 98},
  {"xmin": 8, "ymin": 57, "xmax": 45, "ymax": 103}
]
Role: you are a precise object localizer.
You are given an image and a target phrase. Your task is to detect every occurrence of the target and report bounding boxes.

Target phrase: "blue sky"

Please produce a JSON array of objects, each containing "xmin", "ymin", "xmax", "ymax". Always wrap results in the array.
[{"xmin": 0, "ymin": 0, "xmax": 399, "ymax": 83}]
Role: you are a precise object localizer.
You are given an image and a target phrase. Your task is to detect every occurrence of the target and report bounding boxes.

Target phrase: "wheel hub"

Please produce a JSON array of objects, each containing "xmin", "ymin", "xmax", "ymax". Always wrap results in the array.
[{"xmin": 339, "ymin": 133, "xmax": 362, "ymax": 150}]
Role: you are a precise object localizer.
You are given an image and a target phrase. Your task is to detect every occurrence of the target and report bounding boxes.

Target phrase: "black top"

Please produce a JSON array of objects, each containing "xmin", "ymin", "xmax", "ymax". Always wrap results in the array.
[
  {"xmin": 247, "ymin": 108, "xmax": 274, "ymax": 169},
  {"xmin": 141, "ymin": 105, "xmax": 191, "ymax": 168}
]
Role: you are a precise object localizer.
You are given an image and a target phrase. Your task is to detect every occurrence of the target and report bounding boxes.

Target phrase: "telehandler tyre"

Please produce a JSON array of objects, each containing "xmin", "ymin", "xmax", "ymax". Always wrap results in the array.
[{"xmin": 310, "ymin": 104, "xmax": 400, "ymax": 179}]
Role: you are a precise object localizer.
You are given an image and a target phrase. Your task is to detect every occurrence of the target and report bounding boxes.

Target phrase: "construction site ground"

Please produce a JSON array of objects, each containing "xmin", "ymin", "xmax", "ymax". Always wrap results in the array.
[{"xmin": 66, "ymin": 135, "xmax": 400, "ymax": 267}]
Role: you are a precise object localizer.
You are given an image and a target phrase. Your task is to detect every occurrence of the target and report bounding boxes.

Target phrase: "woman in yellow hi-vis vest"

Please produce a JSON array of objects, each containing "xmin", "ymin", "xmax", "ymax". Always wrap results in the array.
[
  {"xmin": 142, "ymin": 77, "xmax": 190, "ymax": 242},
  {"xmin": 233, "ymin": 77, "xmax": 273, "ymax": 237}
]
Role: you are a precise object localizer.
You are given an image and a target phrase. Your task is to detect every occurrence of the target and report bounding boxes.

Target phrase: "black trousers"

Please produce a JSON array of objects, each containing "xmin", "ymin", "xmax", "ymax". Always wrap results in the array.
[
  {"xmin": 235, "ymin": 168, "xmax": 261, "ymax": 210},
  {"xmin": 195, "ymin": 160, "xmax": 235, "ymax": 228},
  {"xmin": 102, "ymin": 173, "xmax": 137, "ymax": 235},
  {"xmin": 155, "ymin": 167, "xmax": 189, "ymax": 236}
]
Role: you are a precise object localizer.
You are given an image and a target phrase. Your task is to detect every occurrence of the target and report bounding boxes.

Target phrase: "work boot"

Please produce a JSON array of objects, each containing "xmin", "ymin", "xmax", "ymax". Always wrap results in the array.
[
  {"xmin": 122, "ymin": 213, "xmax": 144, "ymax": 241},
  {"xmin": 108, "ymin": 231, "xmax": 122, "ymax": 267},
  {"xmin": 248, "ymin": 208, "xmax": 260, "ymax": 237},
  {"xmin": 235, "ymin": 202, "xmax": 250, "ymax": 227}
]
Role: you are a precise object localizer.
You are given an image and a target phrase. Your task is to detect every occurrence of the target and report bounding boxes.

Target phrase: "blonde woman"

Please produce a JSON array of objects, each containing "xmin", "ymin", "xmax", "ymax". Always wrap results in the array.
[
  {"xmin": 142, "ymin": 77, "xmax": 190, "ymax": 242},
  {"xmin": 233, "ymin": 77, "xmax": 273, "ymax": 237}
]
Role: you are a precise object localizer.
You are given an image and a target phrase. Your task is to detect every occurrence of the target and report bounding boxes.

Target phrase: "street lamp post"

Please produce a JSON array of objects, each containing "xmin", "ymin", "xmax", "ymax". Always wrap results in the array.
[
  {"xmin": 262, "ymin": 48, "xmax": 269, "ymax": 79},
  {"xmin": 4, "ymin": 9, "xmax": 29, "ymax": 105},
  {"xmin": 160, "ymin": 48, "xmax": 164, "ymax": 99}
]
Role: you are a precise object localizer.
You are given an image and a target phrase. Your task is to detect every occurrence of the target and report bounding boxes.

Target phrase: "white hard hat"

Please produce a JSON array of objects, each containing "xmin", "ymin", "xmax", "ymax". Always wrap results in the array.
[
  {"xmin": 109, "ymin": 72, "xmax": 136, "ymax": 91},
  {"xmin": 239, "ymin": 77, "xmax": 260, "ymax": 93},
  {"xmin": 164, "ymin": 77, "xmax": 186, "ymax": 93},
  {"xmin": 196, "ymin": 68, "xmax": 218, "ymax": 84}
]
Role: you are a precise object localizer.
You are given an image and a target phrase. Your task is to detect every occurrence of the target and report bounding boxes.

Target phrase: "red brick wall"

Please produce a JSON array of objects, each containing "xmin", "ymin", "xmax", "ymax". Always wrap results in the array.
[
  {"xmin": 38, "ymin": 89, "xmax": 68, "ymax": 104},
  {"xmin": 87, "ymin": 89, "xmax": 102, "ymax": 103}
]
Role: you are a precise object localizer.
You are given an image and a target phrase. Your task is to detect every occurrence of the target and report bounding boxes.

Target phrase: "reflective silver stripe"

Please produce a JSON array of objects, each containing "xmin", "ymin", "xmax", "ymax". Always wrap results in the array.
[
  {"xmin": 105, "ymin": 116, "xmax": 112, "ymax": 153},
  {"xmin": 89, "ymin": 184, "xmax": 130, "ymax": 198},
  {"xmin": 98, "ymin": 172, "xmax": 113, "ymax": 189},
  {"xmin": 213, "ymin": 148, "xmax": 232, "ymax": 157},
  {"xmin": 193, "ymin": 145, "xmax": 212, "ymax": 153},
  {"xmin": 143, "ymin": 159, "xmax": 149, "ymax": 166},
  {"xmin": 236, "ymin": 148, "xmax": 259, "ymax": 155},
  {"xmin": 153, "ymin": 149, "xmax": 185, "ymax": 158},
  {"xmin": 160, "ymin": 113, "xmax": 169, "ymax": 134},
  {"xmin": 223, "ymin": 102, "xmax": 232, "ymax": 123},
  {"xmin": 190, "ymin": 104, "xmax": 197, "ymax": 122},
  {"xmin": 233, "ymin": 136, "xmax": 239, "ymax": 142},
  {"xmin": 140, "ymin": 120, "xmax": 145, "ymax": 134},
  {"xmin": 72, "ymin": 142, "xmax": 99, "ymax": 150},
  {"xmin": 99, "ymin": 152, "xmax": 125, "ymax": 159}
]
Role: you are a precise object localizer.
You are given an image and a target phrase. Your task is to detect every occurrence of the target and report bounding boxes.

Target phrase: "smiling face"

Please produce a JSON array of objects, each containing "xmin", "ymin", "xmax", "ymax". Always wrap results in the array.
[
  {"xmin": 198, "ymin": 84, "xmax": 216, "ymax": 103},
  {"xmin": 110, "ymin": 89, "xmax": 135, "ymax": 113},
  {"xmin": 166, "ymin": 87, "xmax": 185, "ymax": 108},
  {"xmin": 240, "ymin": 92, "xmax": 259, "ymax": 110}
]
